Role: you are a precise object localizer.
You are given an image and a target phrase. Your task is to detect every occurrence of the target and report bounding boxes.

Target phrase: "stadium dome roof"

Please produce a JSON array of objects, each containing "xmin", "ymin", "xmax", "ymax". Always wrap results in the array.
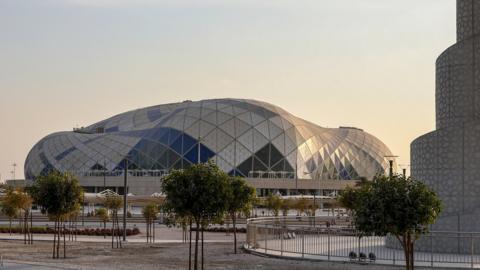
[{"xmin": 25, "ymin": 98, "xmax": 394, "ymax": 180}]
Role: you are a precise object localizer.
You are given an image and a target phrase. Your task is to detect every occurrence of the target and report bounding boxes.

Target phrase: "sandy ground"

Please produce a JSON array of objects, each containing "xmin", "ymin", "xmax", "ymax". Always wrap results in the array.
[
  {"xmin": 0, "ymin": 226, "xmax": 435, "ymax": 270},
  {"xmin": 0, "ymin": 239, "xmax": 425, "ymax": 270}
]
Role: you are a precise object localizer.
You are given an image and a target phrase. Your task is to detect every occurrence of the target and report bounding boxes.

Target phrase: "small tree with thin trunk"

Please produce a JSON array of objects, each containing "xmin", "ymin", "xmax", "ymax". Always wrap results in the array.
[
  {"xmin": 265, "ymin": 194, "xmax": 282, "ymax": 216},
  {"xmin": 339, "ymin": 174, "xmax": 442, "ymax": 270},
  {"xmin": 226, "ymin": 177, "xmax": 255, "ymax": 254},
  {"xmin": 293, "ymin": 197, "xmax": 309, "ymax": 216},
  {"xmin": 142, "ymin": 203, "xmax": 159, "ymax": 243},
  {"xmin": 31, "ymin": 171, "xmax": 83, "ymax": 259},
  {"xmin": 104, "ymin": 195, "xmax": 122, "ymax": 249},
  {"xmin": 281, "ymin": 199, "xmax": 292, "ymax": 217},
  {"xmin": 1, "ymin": 188, "xmax": 19, "ymax": 235},
  {"xmin": 16, "ymin": 190, "xmax": 33, "ymax": 245},
  {"xmin": 162, "ymin": 161, "xmax": 229, "ymax": 270},
  {"xmin": 95, "ymin": 208, "xmax": 110, "ymax": 239}
]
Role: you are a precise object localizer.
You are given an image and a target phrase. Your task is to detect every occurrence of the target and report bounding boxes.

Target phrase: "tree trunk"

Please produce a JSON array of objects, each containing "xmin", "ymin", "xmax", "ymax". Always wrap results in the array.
[
  {"xmin": 117, "ymin": 212, "xmax": 122, "ymax": 248},
  {"xmin": 408, "ymin": 233, "xmax": 415, "ymax": 270},
  {"xmin": 201, "ymin": 225, "xmax": 204, "ymax": 270},
  {"xmin": 25, "ymin": 210, "xmax": 29, "ymax": 245},
  {"xmin": 63, "ymin": 223, "xmax": 66, "ymax": 258},
  {"xmin": 52, "ymin": 220, "xmax": 57, "ymax": 259},
  {"xmin": 402, "ymin": 235, "xmax": 410, "ymax": 270},
  {"xmin": 189, "ymin": 220, "xmax": 192, "ymax": 270},
  {"xmin": 56, "ymin": 220, "xmax": 60, "ymax": 259},
  {"xmin": 233, "ymin": 214, "xmax": 237, "ymax": 254},
  {"xmin": 194, "ymin": 220, "xmax": 199, "ymax": 270},
  {"xmin": 23, "ymin": 211, "xmax": 27, "ymax": 245},
  {"xmin": 30, "ymin": 211, "xmax": 33, "ymax": 244},
  {"xmin": 111, "ymin": 212, "xmax": 115, "ymax": 248}
]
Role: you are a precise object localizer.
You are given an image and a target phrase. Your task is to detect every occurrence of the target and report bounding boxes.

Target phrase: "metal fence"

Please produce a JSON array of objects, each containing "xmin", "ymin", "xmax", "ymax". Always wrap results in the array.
[{"xmin": 245, "ymin": 217, "xmax": 480, "ymax": 269}]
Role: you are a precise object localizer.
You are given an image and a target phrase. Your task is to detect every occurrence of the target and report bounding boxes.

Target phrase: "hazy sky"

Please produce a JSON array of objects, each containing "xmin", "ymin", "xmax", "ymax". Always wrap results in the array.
[{"xmin": 0, "ymin": 0, "xmax": 456, "ymax": 180}]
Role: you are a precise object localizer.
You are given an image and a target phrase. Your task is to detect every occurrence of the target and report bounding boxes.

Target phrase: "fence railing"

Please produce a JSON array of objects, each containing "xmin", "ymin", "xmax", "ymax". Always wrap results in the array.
[{"xmin": 245, "ymin": 216, "xmax": 480, "ymax": 269}]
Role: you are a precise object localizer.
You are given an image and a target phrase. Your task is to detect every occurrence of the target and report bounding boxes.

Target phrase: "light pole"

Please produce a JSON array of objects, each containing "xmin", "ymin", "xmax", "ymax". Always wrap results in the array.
[
  {"xmin": 103, "ymin": 160, "xmax": 107, "ymax": 192},
  {"xmin": 398, "ymin": 164, "xmax": 410, "ymax": 178},
  {"xmin": 384, "ymin": 155, "xmax": 398, "ymax": 179},
  {"xmin": 197, "ymin": 137, "xmax": 204, "ymax": 164},
  {"xmin": 123, "ymin": 158, "xmax": 128, "ymax": 242}
]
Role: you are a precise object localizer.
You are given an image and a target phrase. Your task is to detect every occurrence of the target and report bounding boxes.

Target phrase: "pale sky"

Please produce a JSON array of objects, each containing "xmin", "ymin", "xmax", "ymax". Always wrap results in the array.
[{"xmin": 0, "ymin": 0, "xmax": 456, "ymax": 180}]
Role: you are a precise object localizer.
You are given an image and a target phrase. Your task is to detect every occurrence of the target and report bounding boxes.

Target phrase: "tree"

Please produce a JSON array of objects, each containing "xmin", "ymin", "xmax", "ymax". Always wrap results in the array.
[
  {"xmin": 338, "ymin": 174, "xmax": 442, "ymax": 270},
  {"xmin": 162, "ymin": 161, "xmax": 230, "ymax": 270},
  {"xmin": 265, "ymin": 194, "xmax": 282, "ymax": 216},
  {"xmin": 293, "ymin": 197, "xmax": 309, "ymax": 216},
  {"xmin": 142, "ymin": 203, "xmax": 159, "ymax": 243},
  {"xmin": 226, "ymin": 177, "xmax": 256, "ymax": 254},
  {"xmin": 95, "ymin": 208, "xmax": 110, "ymax": 239},
  {"xmin": 104, "ymin": 195, "xmax": 122, "ymax": 249},
  {"xmin": 281, "ymin": 198, "xmax": 292, "ymax": 217},
  {"xmin": 1, "ymin": 188, "xmax": 19, "ymax": 235},
  {"xmin": 16, "ymin": 190, "xmax": 33, "ymax": 245},
  {"xmin": 31, "ymin": 171, "xmax": 83, "ymax": 259}
]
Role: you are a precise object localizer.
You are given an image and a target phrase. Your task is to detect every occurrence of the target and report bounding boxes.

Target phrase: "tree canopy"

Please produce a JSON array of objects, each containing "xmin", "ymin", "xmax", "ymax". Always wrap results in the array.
[
  {"xmin": 339, "ymin": 174, "xmax": 442, "ymax": 270},
  {"xmin": 162, "ymin": 161, "xmax": 231, "ymax": 270},
  {"xmin": 226, "ymin": 176, "xmax": 256, "ymax": 253},
  {"xmin": 31, "ymin": 171, "xmax": 83, "ymax": 220},
  {"xmin": 265, "ymin": 194, "xmax": 282, "ymax": 216},
  {"xmin": 30, "ymin": 171, "xmax": 83, "ymax": 258}
]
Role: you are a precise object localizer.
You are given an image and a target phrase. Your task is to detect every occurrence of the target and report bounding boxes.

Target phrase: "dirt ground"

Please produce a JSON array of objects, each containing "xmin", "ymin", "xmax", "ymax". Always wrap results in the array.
[{"xmin": 0, "ymin": 239, "xmax": 415, "ymax": 270}]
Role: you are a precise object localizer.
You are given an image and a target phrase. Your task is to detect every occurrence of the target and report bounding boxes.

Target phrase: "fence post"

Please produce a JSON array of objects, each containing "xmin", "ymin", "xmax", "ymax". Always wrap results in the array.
[
  {"xmin": 302, "ymin": 229, "xmax": 305, "ymax": 258},
  {"xmin": 430, "ymin": 233, "xmax": 434, "ymax": 268},
  {"xmin": 393, "ymin": 245, "xmax": 395, "ymax": 266},
  {"xmin": 327, "ymin": 228, "xmax": 331, "ymax": 261},
  {"xmin": 265, "ymin": 224, "xmax": 268, "ymax": 254},
  {"xmin": 358, "ymin": 236, "xmax": 361, "ymax": 262},
  {"xmin": 253, "ymin": 224, "xmax": 256, "ymax": 249},
  {"xmin": 281, "ymin": 228, "xmax": 284, "ymax": 256},
  {"xmin": 471, "ymin": 233, "xmax": 474, "ymax": 269}
]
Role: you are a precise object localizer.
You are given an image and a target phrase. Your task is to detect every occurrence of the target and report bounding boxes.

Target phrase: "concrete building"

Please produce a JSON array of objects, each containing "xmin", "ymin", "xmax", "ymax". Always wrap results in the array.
[
  {"xmin": 24, "ymin": 98, "xmax": 395, "ymax": 196},
  {"xmin": 411, "ymin": 0, "xmax": 480, "ymax": 253}
]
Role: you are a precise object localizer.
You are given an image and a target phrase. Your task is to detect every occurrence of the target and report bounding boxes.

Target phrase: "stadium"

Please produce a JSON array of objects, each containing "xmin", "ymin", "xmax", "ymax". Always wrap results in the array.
[{"xmin": 24, "ymin": 98, "xmax": 395, "ymax": 196}]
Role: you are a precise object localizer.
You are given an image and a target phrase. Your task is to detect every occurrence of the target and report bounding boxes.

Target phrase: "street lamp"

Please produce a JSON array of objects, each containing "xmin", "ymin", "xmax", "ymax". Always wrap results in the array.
[
  {"xmin": 197, "ymin": 137, "xmax": 203, "ymax": 164},
  {"xmin": 384, "ymin": 155, "xmax": 398, "ymax": 179},
  {"xmin": 103, "ymin": 159, "xmax": 107, "ymax": 192},
  {"xmin": 398, "ymin": 164, "xmax": 410, "ymax": 178},
  {"xmin": 123, "ymin": 158, "xmax": 129, "ymax": 242}
]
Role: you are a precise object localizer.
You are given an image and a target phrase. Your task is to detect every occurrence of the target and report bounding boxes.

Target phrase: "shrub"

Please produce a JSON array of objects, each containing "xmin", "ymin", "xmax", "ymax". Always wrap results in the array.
[{"xmin": 0, "ymin": 226, "xmax": 141, "ymax": 236}]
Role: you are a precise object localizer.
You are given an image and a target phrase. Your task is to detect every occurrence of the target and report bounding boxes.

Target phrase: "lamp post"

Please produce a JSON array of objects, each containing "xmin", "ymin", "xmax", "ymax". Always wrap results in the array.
[
  {"xmin": 398, "ymin": 164, "xmax": 410, "ymax": 178},
  {"xmin": 197, "ymin": 137, "xmax": 202, "ymax": 164},
  {"xmin": 103, "ymin": 160, "xmax": 107, "ymax": 192},
  {"xmin": 82, "ymin": 192, "xmax": 85, "ymax": 226},
  {"xmin": 384, "ymin": 155, "xmax": 398, "ymax": 179},
  {"xmin": 123, "ymin": 158, "xmax": 128, "ymax": 242}
]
